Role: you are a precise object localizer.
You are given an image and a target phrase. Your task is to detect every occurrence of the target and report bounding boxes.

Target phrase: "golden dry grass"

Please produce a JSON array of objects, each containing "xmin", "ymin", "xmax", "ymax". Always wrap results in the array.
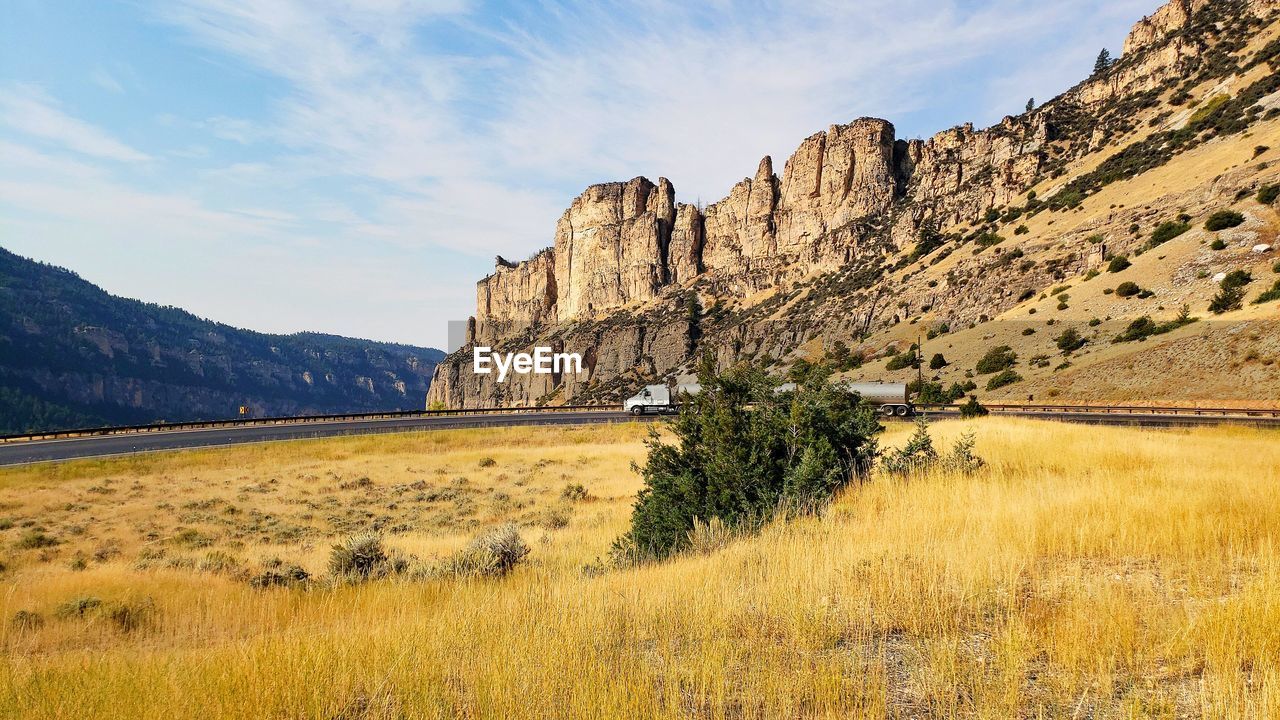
[{"xmin": 2, "ymin": 418, "xmax": 1279, "ymax": 718}]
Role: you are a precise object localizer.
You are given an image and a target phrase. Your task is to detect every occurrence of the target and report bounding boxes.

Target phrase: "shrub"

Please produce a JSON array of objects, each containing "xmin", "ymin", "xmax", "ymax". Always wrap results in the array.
[
  {"xmin": 974, "ymin": 232, "xmax": 1004, "ymax": 248},
  {"xmin": 985, "ymin": 369, "xmax": 1023, "ymax": 391},
  {"xmin": 248, "ymin": 562, "xmax": 311, "ymax": 589},
  {"xmin": 10, "ymin": 610, "xmax": 43, "ymax": 631},
  {"xmin": 1149, "ymin": 221, "xmax": 1190, "ymax": 246},
  {"xmin": 439, "ymin": 524, "xmax": 531, "ymax": 577},
  {"xmin": 1259, "ymin": 185, "xmax": 1280, "ymax": 205},
  {"xmin": 1055, "ymin": 327, "xmax": 1086, "ymax": 353},
  {"xmin": 885, "ymin": 347, "xmax": 919, "ymax": 371},
  {"xmin": 615, "ymin": 362, "xmax": 880, "ymax": 560},
  {"xmin": 975, "ymin": 346, "xmax": 1017, "ymax": 375},
  {"xmin": 478, "ymin": 457, "xmax": 496, "ymax": 468},
  {"xmin": 1205, "ymin": 210, "xmax": 1245, "ymax": 231},
  {"xmin": 959, "ymin": 396, "xmax": 989, "ymax": 418},
  {"xmin": 1209, "ymin": 270, "xmax": 1253, "ymax": 314},
  {"xmin": 328, "ymin": 532, "xmax": 399, "ymax": 580},
  {"xmin": 1254, "ymin": 279, "xmax": 1280, "ymax": 304},
  {"xmin": 685, "ymin": 517, "xmax": 738, "ymax": 556},
  {"xmin": 1021, "ymin": 328, "xmax": 1035, "ymax": 336},
  {"xmin": 928, "ymin": 353, "xmax": 948, "ymax": 370},
  {"xmin": 1107, "ymin": 255, "xmax": 1131, "ymax": 273},
  {"xmin": 1113, "ymin": 307, "xmax": 1197, "ymax": 342},
  {"xmin": 942, "ymin": 432, "xmax": 986, "ymax": 474},
  {"xmin": 879, "ymin": 418, "xmax": 938, "ymax": 475},
  {"xmin": 15, "ymin": 530, "xmax": 58, "ymax": 549},
  {"xmin": 55, "ymin": 596, "xmax": 102, "ymax": 618},
  {"xmin": 1115, "ymin": 282, "xmax": 1141, "ymax": 298},
  {"xmin": 561, "ymin": 483, "xmax": 590, "ymax": 501},
  {"xmin": 1209, "ymin": 238, "xmax": 1227, "ymax": 251},
  {"xmin": 882, "ymin": 419, "xmax": 985, "ymax": 476}
]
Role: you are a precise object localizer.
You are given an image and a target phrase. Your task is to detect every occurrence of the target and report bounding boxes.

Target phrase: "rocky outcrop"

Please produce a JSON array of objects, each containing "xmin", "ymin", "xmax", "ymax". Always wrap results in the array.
[
  {"xmin": 474, "ymin": 248, "xmax": 556, "ymax": 346},
  {"xmin": 553, "ymin": 177, "xmax": 675, "ymax": 321},
  {"xmin": 1123, "ymin": 0, "xmax": 1209, "ymax": 56},
  {"xmin": 899, "ymin": 115, "xmax": 1047, "ymax": 230},
  {"xmin": 429, "ymin": 0, "xmax": 1280, "ymax": 409}
]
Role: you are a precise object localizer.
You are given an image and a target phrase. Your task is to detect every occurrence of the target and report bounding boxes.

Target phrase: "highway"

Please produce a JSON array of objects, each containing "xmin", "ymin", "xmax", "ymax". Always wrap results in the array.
[
  {"xmin": 0, "ymin": 404, "xmax": 1276, "ymax": 467},
  {"xmin": 0, "ymin": 410, "xmax": 637, "ymax": 466}
]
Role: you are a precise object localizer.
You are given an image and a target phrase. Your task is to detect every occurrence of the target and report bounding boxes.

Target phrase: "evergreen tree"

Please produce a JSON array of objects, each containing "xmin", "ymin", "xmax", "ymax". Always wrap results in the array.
[
  {"xmin": 1025, "ymin": 97, "xmax": 1035, "ymax": 113},
  {"xmin": 617, "ymin": 359, "xmax": 881, "ymax": 560},
  {"xmin": 1093, "ymin": 48, "xmax": 1113, "ymax": 75}
]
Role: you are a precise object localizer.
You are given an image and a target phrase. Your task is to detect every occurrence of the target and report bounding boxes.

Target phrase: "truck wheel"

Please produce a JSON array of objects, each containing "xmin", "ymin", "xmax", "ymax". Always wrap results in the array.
[
  {"xmin": 630, "ymin": 406, "xmax": 644, "ymax": 416},
  {"xmin": 881, "ymin": 405, "xmax": 896, "ymax": 417},
  {"xmin": 894, "ymin": 405, "xmax": 910, "ymax": 417}
]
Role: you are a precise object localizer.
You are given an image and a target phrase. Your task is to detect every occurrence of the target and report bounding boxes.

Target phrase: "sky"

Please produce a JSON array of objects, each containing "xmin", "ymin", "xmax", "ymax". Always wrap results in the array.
[{"xmin": 0, "ymin": 0, "xmax": 1158, "ymax": 349}]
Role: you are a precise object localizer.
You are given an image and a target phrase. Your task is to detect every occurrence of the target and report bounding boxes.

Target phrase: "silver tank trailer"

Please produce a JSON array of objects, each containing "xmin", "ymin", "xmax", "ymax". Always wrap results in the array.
[{"xmin": 843, "ymin": 382, "xmax": 914, "ymax": 416}]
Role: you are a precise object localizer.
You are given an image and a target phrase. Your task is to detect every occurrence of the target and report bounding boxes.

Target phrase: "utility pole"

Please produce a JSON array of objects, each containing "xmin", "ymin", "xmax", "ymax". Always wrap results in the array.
[{"xmin": 916, "ymin": 334, "xmax": 924, "ymax": 394}]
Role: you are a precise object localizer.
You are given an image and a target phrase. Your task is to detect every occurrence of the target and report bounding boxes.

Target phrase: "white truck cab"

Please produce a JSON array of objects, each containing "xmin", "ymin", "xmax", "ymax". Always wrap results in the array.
[{"xmin": 625, "ymin": 383, "xmax": 701, "ymax": 415}]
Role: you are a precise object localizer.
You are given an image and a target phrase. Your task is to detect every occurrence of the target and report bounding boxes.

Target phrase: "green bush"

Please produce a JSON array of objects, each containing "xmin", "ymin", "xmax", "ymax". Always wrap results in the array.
[
  {"xmin": 1055, "ymin": 327, "xmax": 1086, "ymax": 353},
  {"xmin": 1112, "ymin": 306, "xmax": 1196, "ymax": 343},
  {"xmin": 975, "ymin": 346, "xmax": 1017, "ymax": 375},
  {"xmin": 1115, "ymin": 282, "xmax": 1141, "ymax": 298},
  {"xmin": 985, "ymin": 369, "xmax": 1023, "ymax": 391},
  {"xmin": 885, "ymin": 346, "xmax": 919, "ymax": 371},
  {"xmin": 1149, "ymin": 221, "xmax": 1190, "ymax": 246},
  {"xmin": 974, "ymin": 232, "xmax": 1004, "ymax": 248},
  {"xmin": 1253, "ymin": 279, "xmax": 1280, "ymax": 304},
  {"xmin": 1209, "ymin": 238, "xmax": 1227, "ymax": 251},
  {"xmin": 928, "ymin": 353, "xmax": 948, "ymax": 370},
  {"xmin": 1107, "ymin": 255, "xmax": 1131, "ymax": 273},
  {"xmin": 1205, "ymin": 210, "xmax": 1245, "ymax": 231},
  {"xmin": 879, "ymin": 419, "xmax": 986, "ymax": 477},
  {"xmin": 1209, "ymin": 270, "xmax": 1253, "ymax": 314},
  {"xmin": 1259, "ymin": 185, "xmax": 1280, "ymax": 205},
  {"xmin": 616, "ymin": 362, "xmax": 880, "ymax": 560},
  {"xmin": 959, "ymin": 396, "xmax": 989, "ymax": 418}
]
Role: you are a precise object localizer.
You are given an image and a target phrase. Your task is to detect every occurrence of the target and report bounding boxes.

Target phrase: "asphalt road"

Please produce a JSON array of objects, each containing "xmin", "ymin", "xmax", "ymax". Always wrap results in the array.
[
  {"xmin": 0, "ymin": 410, "xmax": 641, "ymax": 466},
  {"xmin": 1, "ymin": 407, "xmax": 1275, "ymax": 467}
]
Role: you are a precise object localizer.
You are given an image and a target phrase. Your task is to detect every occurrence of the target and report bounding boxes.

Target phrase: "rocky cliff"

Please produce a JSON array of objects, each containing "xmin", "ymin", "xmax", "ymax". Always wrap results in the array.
[{"xmin": 432, "ymin": 0, "xmax": 1280, "ymax": 408}]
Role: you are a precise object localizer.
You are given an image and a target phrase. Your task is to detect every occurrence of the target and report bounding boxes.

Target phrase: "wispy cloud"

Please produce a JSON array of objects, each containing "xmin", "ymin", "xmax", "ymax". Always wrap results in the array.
[
  {"xmin": 0, "ymin": 0, "xmax": 1156, "ymax": 346},
  {"xmin": 0, "ymin": 83, "xmax": 151, "ymax": 162},
  {"xmin": 89, "ymin": 67, "xmax": 125, "ymax": 94}
]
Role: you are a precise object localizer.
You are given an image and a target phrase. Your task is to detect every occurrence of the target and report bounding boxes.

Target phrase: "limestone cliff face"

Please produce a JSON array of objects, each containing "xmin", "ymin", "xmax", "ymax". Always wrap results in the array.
[
  {"xmin": 553, "ymin": 177, "xmax": 675, "ymax": 322},
  {"xmin": 1123, "ymin": 0, "xmax": 1209, "ymax": 56},
  {"xmin": 474, "ymin": 249, "xmax": 556, "ymax": 346},
  {"xmin": 899, "ymin": 116, "xmax": 1047, "ymax": 230},
  {"xmin": 430, "ymin": 0, "xmax": 1280, "ymax": 409}
]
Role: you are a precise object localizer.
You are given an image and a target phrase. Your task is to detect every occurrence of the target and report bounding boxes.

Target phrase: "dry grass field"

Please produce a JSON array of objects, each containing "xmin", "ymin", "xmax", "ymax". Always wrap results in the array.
[{"xmin": 2, "ymin": 418, "xmax": 1279, "ymax": 719}]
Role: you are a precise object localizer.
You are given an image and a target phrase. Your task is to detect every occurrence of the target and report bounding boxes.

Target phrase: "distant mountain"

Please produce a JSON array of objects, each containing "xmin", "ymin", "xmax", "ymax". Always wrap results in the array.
[{"xmin": 0, "ymin": 247, "xmax": 444, "ymax": 434}]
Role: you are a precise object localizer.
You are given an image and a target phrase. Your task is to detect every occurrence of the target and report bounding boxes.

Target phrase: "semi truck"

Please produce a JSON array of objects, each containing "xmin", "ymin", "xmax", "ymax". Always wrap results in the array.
[
  {"xmin": 624, "ymin": 380, "xmax": 913, "ymax": 416},
  {"xmin": 624, "ymin": 383, "xmax": 702, "ymax": 415}
]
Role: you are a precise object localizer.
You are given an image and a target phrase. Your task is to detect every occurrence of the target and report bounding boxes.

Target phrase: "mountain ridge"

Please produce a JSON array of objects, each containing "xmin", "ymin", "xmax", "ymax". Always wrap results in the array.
[{"xmin": 0, "ymin": 246, "xmax": 443, "ymax": 434}]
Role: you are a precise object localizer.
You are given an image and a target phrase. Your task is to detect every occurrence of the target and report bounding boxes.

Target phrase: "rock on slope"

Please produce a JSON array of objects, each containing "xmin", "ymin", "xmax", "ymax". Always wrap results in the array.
[{"xmin": 431, "ymin": 0, "xmax": 1280, "ymax": 408}]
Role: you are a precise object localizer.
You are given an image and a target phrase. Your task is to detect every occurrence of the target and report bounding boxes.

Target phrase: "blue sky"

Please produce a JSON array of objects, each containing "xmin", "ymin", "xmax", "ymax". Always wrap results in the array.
[{"xmin": 0, "ymin": 0, "xmax": 1156, "ymax": 348}]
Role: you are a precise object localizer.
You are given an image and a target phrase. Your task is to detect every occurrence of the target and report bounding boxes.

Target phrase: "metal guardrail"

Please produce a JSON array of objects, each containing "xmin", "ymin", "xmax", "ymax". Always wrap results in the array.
[
  {"xmin": 0, "ymin": 404, "xmax": 625, "ymax": 444},
  {"xmin": 3, "ymin": 401, "xmax": 1278, "ymax": 445},
  {"xmin": 916, "ymin": 403, "xmax": 1280, "ymax": 418}
]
